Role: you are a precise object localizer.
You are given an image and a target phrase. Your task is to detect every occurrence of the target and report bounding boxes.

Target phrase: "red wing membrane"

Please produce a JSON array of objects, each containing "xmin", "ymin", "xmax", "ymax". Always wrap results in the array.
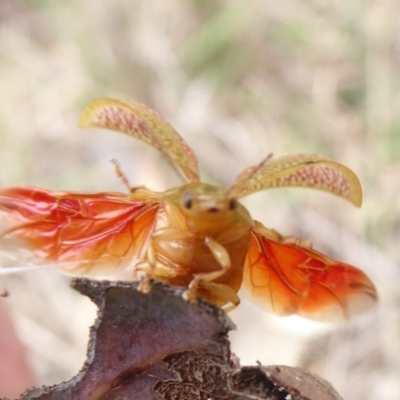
[
  {"xmin": 243, "ymin": 224, "xmax": 377, "ymax": 321},
  {"xmin": 0, "ymin": 187, "xmax": 159, "ymax": 277}
]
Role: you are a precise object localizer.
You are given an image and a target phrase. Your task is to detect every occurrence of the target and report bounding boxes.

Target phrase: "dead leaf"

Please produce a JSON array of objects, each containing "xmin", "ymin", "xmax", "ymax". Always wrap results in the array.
[{"xmin": 14, "ymin": 279, "xmax": 343, "ymax": 400}]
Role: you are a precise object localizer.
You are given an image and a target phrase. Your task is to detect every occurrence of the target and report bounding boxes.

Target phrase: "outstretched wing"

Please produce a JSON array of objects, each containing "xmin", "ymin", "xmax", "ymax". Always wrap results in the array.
[
  {"xmin": 79, "ymin": 97, "xmax": 201, "ymax": 183},
  {"xmin": 229, "ymin": 154, "xmax": 362, "ymax": 207},
  {"xmin": 0, "ymin": 187, "xmax": 159, "ymax": 277},
  {"xmin": 242, "ymin": 221, "xmax": 377, "ymax": 321}
]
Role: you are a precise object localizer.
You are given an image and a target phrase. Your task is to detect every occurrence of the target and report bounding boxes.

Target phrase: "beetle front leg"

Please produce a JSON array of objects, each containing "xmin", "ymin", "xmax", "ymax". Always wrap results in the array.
[
  {"xmin": 136, "ymin": 227, "xmax": 194, "ymax": 293},
  {"xmin": 184, "ymin": 237, "xmax": 232, "ymax": 301}
]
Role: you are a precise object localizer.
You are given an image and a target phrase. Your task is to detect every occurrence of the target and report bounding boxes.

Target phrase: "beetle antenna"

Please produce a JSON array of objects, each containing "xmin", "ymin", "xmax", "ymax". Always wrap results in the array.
[
  {"xmin": 111, "ymin": 159, "xmax": 132, "ymax": 192},
  {"xmin": 246, "ymin": 153, "xmax": 274, "ymax": 181}
]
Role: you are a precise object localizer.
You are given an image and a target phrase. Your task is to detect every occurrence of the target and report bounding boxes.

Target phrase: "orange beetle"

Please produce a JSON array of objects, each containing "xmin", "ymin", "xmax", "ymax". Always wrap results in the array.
[{"xmin": 0, "ymin": 98, "xmax": 377, "ymax": 320}]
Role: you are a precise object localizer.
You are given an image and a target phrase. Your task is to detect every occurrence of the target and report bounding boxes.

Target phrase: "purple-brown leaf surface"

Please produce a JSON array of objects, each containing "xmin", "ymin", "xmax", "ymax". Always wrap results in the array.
[{"xmin": 11, "ymin": 279, "xmax": 343, "ymax": 400}]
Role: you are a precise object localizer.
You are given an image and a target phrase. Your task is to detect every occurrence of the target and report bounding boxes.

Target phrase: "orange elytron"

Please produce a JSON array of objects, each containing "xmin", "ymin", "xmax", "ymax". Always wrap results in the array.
[{"xmin": 0, "ymin": 98, "xmax": 377, "ymax": 320}]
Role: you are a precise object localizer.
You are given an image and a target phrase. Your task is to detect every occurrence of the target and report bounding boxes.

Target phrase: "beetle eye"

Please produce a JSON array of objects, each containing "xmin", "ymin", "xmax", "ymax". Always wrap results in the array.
[
  {"xmin": 183, "ymin": 192, "xmax": 193, "ymax": 209},
  {"xmin": 229, "ymin": 198, "xmax": 237, "ymax": 210}
]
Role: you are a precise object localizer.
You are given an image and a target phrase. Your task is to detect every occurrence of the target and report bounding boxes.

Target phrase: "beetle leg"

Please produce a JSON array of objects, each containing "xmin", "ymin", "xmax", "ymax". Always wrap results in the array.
[
  {"xmin": 198, "ymin": 280, "xmax": 240, "ymax": 312},
  {"xmin": 184, "ymin": 237, "xmax": 231, "ymax": 301},
  {"xmin": 136, "ymin": 243, "xmax": 157, "ymax": 293}
]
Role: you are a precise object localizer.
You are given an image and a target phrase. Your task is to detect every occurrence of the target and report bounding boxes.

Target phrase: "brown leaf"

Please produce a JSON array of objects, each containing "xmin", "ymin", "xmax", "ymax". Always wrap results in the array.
[
  {"xmin": 14, "ymin": 279, "xmax": 343, "ymax": 400},
  {"xmin": 230, "ymin": 365, "xmax": 343, "ymax": 400},
  {"xmin": 19, "ymin": 279, "xmax": 234, "ymax": 400}
]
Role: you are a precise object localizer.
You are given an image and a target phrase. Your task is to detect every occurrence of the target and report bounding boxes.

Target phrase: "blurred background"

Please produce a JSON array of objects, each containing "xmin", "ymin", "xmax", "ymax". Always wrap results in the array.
[{"xmin": 0, "ymin": 1, "xmax": 399, "ymax": 399}]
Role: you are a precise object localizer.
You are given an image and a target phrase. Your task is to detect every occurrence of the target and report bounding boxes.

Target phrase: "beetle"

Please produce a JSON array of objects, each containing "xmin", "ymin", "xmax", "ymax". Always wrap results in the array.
[{"xmin": 0, "ymin": 98, "xmax": 377, "ymax": 320}]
